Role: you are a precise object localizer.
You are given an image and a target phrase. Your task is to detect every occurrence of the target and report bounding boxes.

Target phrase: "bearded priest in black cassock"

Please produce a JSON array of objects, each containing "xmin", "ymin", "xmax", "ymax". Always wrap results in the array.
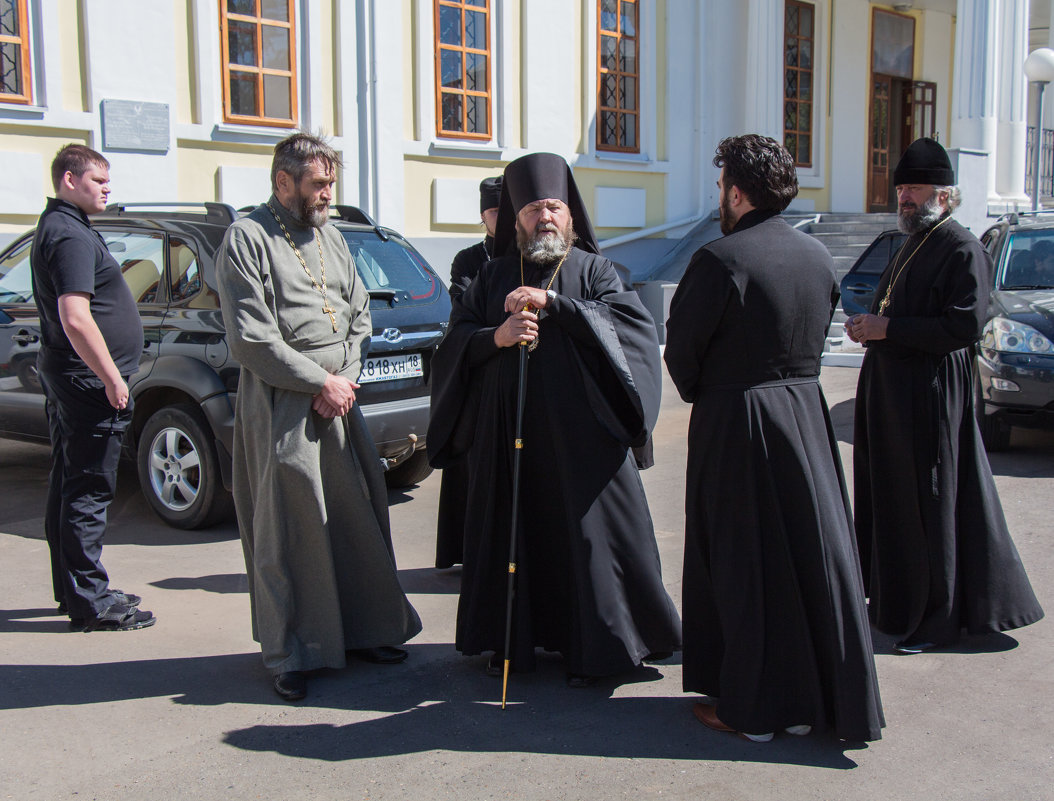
[
  {"xmin": 846, "ymin": 138, "xmax": 1043, "ymax": 654},
  {"xmin": 665, "ymin": 135, "xmax": 884, "ymax": 743},
  {"xmin": 427, "ymin": 152, "xmax": 681, "ymax": 685}
]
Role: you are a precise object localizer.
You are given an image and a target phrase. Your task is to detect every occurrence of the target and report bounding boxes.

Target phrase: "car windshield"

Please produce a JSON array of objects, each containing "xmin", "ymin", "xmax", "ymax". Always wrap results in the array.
[
  {"xmin": 1000, "ymin": 230, "xmax": 1054, "ymax": 290},
  {"xmin": 341, "ymin": 231, "xmax": 441, "ymax": 308}
]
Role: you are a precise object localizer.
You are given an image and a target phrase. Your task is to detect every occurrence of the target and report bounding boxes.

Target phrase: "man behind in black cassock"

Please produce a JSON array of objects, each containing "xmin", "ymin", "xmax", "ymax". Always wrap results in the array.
[
  {"xmin": 846, "ymin": 138, "xmax": 1043, "ymax": 655},
  {"xmin": 427, "ymin": 152, "xmax": 681, "ymax": 687},
  {"xmin": 665, "ymin": 134, "xmax": 884, "ymax": 742},
  {"xmin": 435, "ymin": 175, "xmax": 502, "ymax": 569}
]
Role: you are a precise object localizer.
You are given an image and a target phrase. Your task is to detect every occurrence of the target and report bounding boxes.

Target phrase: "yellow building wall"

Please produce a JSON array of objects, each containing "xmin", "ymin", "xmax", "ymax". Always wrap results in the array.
[
  {"xmin": 174, "ymin": 140, "xmax": 275, "ymax": 204},
  {"xmin": 402, "ymin": 158, "xmax": 668, "ymax": 240},
  {"xmin": 59, "ymin": 0, "xmax": 87, "ymax": 113},
  {"xmin": 403, "ymin": 156, "xmax": 507, "ymax": 235},
  {"xmin": 798, "ymin": 186, "xmax": 830, "ymax": 211},
  {"xmin": 174, "ymin": 0, "xmax": 194, "ymax": 125},
  {"xmin": 656, "ymin": 0, "xmax": 667, "ymax": 163},
  {"xmin": 0, "ymin": 130, "xmax": 92, "ymax": 231},
  {"xmin": 574, "ymin": 168, "xmax": 667, "ymax": 238}
]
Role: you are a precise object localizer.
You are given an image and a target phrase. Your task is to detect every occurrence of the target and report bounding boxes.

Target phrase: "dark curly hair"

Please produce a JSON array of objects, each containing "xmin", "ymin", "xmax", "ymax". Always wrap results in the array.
[{"xmin": 713, "ymin": 134, "xmax": 798, "ymax": 212}]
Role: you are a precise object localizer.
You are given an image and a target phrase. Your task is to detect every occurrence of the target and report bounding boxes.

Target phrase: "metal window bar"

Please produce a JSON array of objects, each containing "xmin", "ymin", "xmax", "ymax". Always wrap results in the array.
[{"xmin": 1025, "ymin": 126, "xmax": 1054, "ymax": 202}]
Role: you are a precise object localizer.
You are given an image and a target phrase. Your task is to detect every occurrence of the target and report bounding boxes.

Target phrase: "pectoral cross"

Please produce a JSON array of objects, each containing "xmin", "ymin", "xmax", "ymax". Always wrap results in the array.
[{"xmin": 323, "ymin": 302, "xmax": 338, "ymax": 332}]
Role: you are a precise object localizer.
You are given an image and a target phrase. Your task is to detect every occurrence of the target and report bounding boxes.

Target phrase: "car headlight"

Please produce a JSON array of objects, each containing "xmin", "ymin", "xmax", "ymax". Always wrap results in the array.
[{"xmin": 981, "ymin": 317, "xmax": 1054, "ymax": 354}]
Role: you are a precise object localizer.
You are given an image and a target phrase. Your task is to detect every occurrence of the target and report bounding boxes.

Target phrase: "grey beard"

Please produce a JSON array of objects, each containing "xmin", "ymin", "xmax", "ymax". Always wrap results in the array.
[
  {"xmin": 518, "ymin": 224, "xmax": 575, "ymax": 263},
  {"xmin": 522, "ymin": 233, "xmax": 569, "ymax": 263},
  {"xmin": 898, "ymin": 195, "xmax": 945, "ymax": 235}
]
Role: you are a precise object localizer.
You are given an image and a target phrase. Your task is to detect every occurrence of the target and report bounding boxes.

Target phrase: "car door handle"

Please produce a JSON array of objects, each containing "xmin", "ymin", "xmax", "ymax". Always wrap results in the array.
[
  {"xmin": 845, "ymin": 283, "xmax": 874, "ymax": 292},
  {"xmin": 12, "ymin": 330, "xmax": 39, "ymax": 345}
]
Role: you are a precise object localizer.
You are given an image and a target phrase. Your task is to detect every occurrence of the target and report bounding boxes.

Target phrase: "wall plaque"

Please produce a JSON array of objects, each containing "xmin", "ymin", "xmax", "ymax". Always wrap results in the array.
[{"xmin": 101, "ymin": 99, "xmax": 170, "ymax": 152}]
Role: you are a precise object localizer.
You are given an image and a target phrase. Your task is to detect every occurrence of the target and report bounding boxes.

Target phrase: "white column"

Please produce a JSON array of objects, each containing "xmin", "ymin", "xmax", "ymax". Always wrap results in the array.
[
  {"xmin": 1045, "ymin": 0, "xmax": 1054, "ymax": 129},
  {"xmin": 951, "ymin": 0, "xmax": 1000, "ymax": 201},
  {"xmin": 995, "ymin": 0, "xmax": 1029, "ymax": 202},
  {"xmin": 743, "ymin": 0, "xmax": 784, "ymax": 140}
]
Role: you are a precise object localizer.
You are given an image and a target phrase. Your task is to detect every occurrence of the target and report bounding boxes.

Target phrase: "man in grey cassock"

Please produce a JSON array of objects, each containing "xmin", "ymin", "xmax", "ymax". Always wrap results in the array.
[{"xmin": 216, "ymin": 132, "xmax": 421, "ymax": 702}]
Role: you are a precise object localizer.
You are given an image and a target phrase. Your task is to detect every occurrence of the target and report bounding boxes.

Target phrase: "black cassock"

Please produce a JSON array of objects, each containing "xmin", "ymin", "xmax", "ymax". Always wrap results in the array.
[
  {"xmin": 854, "ymin": 216, "xmax": 1043, "ymax": 645},
  {"xmin": 665, "ymin": 210, "xmax": 884, "ymax": 741},
  {"xmin": 428, "ymin": 247, "xmax": 681, "ymax": 675},
  {"xmin": 435, "ymin": 236, "xmax": 493, "ymax": 569}
]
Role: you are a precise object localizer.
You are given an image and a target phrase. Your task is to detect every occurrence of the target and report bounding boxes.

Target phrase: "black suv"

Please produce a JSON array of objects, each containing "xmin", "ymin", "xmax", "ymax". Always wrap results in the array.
[
  {"xmin": 975, "ymin": 212, "xmax": 1054, "ymax": 449},
  {"xmin": 0, "ymin": 202, "xmax": 450, "ymax": 528}
]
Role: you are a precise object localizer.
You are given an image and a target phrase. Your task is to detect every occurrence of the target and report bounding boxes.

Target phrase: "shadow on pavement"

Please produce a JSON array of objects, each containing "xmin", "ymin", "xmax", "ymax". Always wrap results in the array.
[
  {"xmin": 0, "ymin": 643, "xmax": 866, "ymax": 767},
  {"xmin": 150, "ymin": 573, "xmax": 249, "ymax": 594},
  {"xmin": 397, "ymin": 566, "xmax": 461, "ymax": 594},
  {"xmin": 221, "ymin": 649, "xmax": 867, "ymax": 767},
  {"xmin": 827, "ymin": 398, "xmax": 855, "ymax": 446}
]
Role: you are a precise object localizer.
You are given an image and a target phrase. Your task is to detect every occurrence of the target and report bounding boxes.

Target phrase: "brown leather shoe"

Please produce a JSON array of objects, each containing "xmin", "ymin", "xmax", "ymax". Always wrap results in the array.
[{"xmin": 692, "ymin": 703, "xmax": 774, "ymax": 742}]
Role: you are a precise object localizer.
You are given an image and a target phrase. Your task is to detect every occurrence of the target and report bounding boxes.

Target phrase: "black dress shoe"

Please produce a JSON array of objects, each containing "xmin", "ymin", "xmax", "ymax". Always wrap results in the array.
[
  {"xmin": 893, "ymin": 640, "xmax": 937, "ymax": 655},
  {"xmin": 643, "ymin": 651, "xmax": 673, "ymax": 663},
  {"xmin": 349, "ymin": 646, "xmax": 408, "ymax": 664},
  {"xmin": 486, "ymin": 653, "xmax": 504, "ymax": 677},
  {"xmin": 566, "ymin": 673, "xmax": 597, "ymax": 688},
  {"xmin": 273, "ymin": 671, "xmax": 307, "ymax": 701}
]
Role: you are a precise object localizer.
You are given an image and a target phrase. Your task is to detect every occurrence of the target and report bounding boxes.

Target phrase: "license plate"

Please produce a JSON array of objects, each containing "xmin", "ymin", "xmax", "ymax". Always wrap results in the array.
[{"xmin": 360, "ymin": 352, "xmax": 423, "ymax": 383}]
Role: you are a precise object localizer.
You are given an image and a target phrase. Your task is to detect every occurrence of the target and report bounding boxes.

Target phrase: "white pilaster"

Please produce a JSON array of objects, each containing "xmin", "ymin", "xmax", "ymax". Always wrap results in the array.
[
  {"xmin": 951, "ymin": 0, "xmax": 999, "ymax": 201},
  {"xmin": 995, "ymin": 0, "xmax": 1028, "ymax": 202},
  {"xmin": 744, "ymin": 0, "xmax": 784, "ymax": 140}
]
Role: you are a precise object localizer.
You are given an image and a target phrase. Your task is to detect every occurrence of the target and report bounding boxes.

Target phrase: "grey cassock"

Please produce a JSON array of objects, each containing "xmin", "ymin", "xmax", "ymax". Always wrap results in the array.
[{"xmin": 217, "ymin": 198, "xmax": 421, "ymax": 674}]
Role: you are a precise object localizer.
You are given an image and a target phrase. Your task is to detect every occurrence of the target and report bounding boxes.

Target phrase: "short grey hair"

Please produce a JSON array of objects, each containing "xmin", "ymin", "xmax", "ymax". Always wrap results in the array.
[
  {"xmin": 270, "ymin": 132, "xmax": 343, "ymax": 191},
  {"xmin": 935, "ymin": 185, "xmax": 962, "ymax": 212}
]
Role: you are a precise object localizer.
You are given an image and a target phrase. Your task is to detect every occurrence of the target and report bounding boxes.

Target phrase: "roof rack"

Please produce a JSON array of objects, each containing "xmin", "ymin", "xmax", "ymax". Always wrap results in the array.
[
  {"xmin": 103, "ymin": 202, "xmax": 239, "ymax": 227},
  {"xmin": 332, "ymin": 204, "xmax": 389, "ymax": 241},
  {"xmin": 998, "ymin": 208, "xmax": 1054, "ymax": 225}
]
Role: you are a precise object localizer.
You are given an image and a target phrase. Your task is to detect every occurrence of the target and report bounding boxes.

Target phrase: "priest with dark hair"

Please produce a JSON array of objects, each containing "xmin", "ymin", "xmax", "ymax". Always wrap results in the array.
[
  {"xmin": 665, "ymin": 134, "xmax": 884, "ymax": 743},
  {"xmin": 846, "ymin": 137, "xmax": 1043, "ymax": 655},
  {"xmin": 427, "ymin": 152, "xmax": 681, "ymax": 687}
]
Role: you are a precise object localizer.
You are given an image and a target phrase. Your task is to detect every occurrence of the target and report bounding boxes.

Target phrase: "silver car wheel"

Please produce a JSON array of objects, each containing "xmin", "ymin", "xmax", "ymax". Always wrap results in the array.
[{"xmin": 145, "ymin": 425, "xmax": 202, "ymax": 512}]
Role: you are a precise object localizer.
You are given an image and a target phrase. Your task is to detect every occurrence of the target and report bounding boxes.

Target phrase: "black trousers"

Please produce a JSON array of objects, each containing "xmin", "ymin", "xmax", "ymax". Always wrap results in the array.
[{"xmin": 39, "ymin": 370, "xmax": 132, "ymax": 619}]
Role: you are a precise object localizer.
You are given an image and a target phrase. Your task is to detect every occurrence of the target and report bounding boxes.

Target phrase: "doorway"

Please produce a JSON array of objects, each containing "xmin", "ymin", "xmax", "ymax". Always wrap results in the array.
[
  {"xmin": 866, "ymin": 8, "xmax": 937, "ymax": 212},
  {"xmin": 868, "ymin": 78, "xmax": 937, "ymax": 211}
]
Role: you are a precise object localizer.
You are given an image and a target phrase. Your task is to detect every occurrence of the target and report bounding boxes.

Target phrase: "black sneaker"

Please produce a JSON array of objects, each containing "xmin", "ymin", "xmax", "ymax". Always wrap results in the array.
[{"xmin": 78, "ymin": 604, "xmax": 156, "ymax": 632}]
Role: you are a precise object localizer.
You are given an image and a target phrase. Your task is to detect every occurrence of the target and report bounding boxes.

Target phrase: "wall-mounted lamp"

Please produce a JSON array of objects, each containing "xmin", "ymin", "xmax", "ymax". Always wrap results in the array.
[{"xmin": 892, "ymin": 2, "xmax": 914, "ymax": 11}]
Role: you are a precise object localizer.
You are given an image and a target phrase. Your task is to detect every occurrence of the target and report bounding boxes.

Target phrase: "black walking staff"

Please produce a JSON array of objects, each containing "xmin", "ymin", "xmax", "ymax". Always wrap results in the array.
[{"xmin": 501, "ymin": 310, "xmax": 531, "ymax": 710}]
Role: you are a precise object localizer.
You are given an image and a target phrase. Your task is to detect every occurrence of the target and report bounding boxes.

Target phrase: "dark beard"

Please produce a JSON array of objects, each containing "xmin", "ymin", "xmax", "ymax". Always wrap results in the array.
[
  {"xmin": 897, "ymin": 194, "xmax": 944, "ymax": 235},
  {"xmin": 719, "ymin": 193, "xmax": 736, "ymax": 235},
  {"xmin": 516, "ymin": 220, "xmax": 575, "ymax": 263},
  {"xmin": 292, "ymin": 189, "xmax": 329, "ymax": 228}
]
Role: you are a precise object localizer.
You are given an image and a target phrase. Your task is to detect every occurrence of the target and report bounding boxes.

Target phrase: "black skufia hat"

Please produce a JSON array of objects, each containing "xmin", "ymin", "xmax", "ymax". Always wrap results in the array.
[
  {"xmin": 493, "ymin": 152, "xmax": 600, "ymax": 256},
  {"xmin": 479, "ymin": 176, "xmax": 503, "ymax": 213},
  {"xmin": 893, "ymin": 137, "xmax": 955, "ymax": 186}
]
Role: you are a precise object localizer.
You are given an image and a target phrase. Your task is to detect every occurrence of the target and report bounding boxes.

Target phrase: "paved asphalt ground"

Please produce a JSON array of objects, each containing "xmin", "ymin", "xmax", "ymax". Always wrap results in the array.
[{"xmin": 1, "ymin": 364, "xmax": 1051, "ymax": 801}]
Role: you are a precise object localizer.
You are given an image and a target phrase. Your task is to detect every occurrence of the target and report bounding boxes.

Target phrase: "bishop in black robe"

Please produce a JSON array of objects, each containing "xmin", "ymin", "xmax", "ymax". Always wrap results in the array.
[
  {"xmin": 428, "ymin": 153, "xmax": 681, "ymax": 679},
  {"xmin": 666, "ymin": 203, "xmax": 884, "ymax": 742},
  {"xmin": 851, "ymin": 214, "xmax": 1044, "ymax": 648}
]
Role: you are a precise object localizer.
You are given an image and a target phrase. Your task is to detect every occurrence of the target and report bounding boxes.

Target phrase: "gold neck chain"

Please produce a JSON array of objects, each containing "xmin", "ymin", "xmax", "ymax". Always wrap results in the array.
[
  {"xmin": 877, "ymin": 215, "xmax": 952, "ymax": 316},
  {"xmin": 519, "ymin": 247, "xmax": 571, "ymax": 352},
  {"xmin": 267, "ymin": 202, "xmax": 338, "ymax": 332}
]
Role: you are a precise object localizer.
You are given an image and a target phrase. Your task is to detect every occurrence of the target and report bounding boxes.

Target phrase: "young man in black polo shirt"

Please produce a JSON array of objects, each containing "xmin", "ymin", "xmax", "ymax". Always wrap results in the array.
[{"xmin": 31, "ymin": 144, "xmax": 155, "ymax": 631}]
